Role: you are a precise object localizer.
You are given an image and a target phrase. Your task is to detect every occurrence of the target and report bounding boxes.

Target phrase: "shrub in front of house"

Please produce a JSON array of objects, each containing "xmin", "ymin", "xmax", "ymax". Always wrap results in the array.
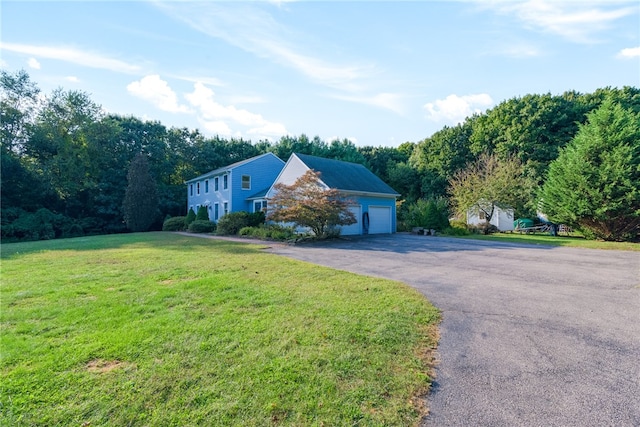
[
  {"xmin": 185, "ymin": 208, "xmax": 196, "ymax": 225},
  {"xmin": 162, "ymin": 216, "xmax": 187, "ymax": 231},
  {"xmin": 196, "ymin": 206, "xmax": 209, "ymax": 221},
  {"xmin": 216, "ymin": 211, "xmax": 265, "ymax": 235},
  {"xmin": 238, "ymin": 224, "xmax": 296, "ymax": 240},
  {"xmin": 187, "ymin": 220, "xmax": 216, "ymax": 234}
]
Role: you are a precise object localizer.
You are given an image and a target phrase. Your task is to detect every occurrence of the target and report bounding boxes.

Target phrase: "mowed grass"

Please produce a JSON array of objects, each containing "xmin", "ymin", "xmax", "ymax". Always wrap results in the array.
[
  {"xmin": 1, "ymin": 233, "xmax": 440, "ymax": 426},
  {"xmin": 456, "ymin": 232, "xmax": 639, "ymax": 251}
]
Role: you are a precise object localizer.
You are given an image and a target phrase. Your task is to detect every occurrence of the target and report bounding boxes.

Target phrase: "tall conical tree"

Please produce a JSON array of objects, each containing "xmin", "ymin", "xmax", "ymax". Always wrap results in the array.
[
  {"xmin": 540, "ymin": 99, "xmax": 640, "ymax": 241},
  {"xmin": 123, "ymin": 153, "xmax": 159, "ymax": 232}
]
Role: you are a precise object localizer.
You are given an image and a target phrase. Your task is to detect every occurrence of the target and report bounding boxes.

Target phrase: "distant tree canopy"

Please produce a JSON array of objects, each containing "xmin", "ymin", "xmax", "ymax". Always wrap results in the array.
[{"xmin": 2, "ymin": 68, "xmax": 638, "ymax": 241}]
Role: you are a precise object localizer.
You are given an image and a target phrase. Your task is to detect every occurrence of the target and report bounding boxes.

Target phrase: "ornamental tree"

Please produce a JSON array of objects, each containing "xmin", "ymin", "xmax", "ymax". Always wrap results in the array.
[
  {"xmin": 267, "ymin": 170, "xmax": 356, "ymax": 238},
  {"xmin": 539, "ymin": 99, "xmax": 640, "ymax": 241}
]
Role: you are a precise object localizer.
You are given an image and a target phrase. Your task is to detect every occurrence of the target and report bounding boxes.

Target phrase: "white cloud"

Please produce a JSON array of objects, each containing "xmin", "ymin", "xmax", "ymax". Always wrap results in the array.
[
  {"xmin": 424, "ymin": 94, "xmax": 494, "ymax": 124},
  {"xmin": 27, "ymin": 57, "xmax": 41, "ymax": 69},
  {"xmin": 617, "ymin": 46, "xmax": 640, "ymax": 58},
  {"xmin": 201, "ymin": 120, "xmax": 232, "ymax": 136},
  {"xmin": 484, "ymin": 1, "xmax": 636, "ymax": 43},
  {"xmin": 66, "ymin": 76, "xmax": 80, "ymax": 83},
  {"xmin": 331, "ymin": 92, "xmax": 406, "ymax": 114},
  {"xmin": 0, "ymin": 42, "xmax": 141, "ymax": 73},
  {"xmin": 185, "ymin": 82, "xmax": 287, "ymax": 138},
  {"xmin": 127, "ymin": 75, "xmax": 191, "ymax": 113},
  {"xmin": 153, "ymin": 2, "xmax": 396, "ymax": 112}
]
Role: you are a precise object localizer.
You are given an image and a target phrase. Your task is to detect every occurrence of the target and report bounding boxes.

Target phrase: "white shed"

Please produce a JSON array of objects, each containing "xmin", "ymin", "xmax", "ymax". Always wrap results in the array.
[{"xmin": 467, "ymin": 206, "xmax": 515, "ymax": 231}]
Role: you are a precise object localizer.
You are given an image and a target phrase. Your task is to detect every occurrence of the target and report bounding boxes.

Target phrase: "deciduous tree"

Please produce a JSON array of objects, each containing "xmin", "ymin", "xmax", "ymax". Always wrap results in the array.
[
  {"xmin": 449, "ymin": 153, "xmax": 534, "ymax": 232},
  {"xmin": 267, "ymin": 170, "xmax": 356, "ymax": 238}
]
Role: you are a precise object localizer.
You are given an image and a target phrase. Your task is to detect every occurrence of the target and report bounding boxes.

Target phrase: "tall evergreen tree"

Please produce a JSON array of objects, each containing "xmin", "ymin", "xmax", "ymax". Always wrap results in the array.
[
  {"xmin": 540, "ymin": 99, "xmax": 640, "ymax": 241},
  {"xmin": 122, "ymin": 153, "xmax": 159, "ymax": 232}
]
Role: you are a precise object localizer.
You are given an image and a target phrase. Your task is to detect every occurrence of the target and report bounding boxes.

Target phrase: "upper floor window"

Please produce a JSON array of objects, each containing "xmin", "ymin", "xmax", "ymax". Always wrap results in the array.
[
  {"xmin": 196, "ymin": 182, "xmax": 200, "ymax": 195},
  {"xmin": 242, "ymin": 175, "xmax": 251, "ymax": 190},
  {"xmin": 189, "ymin": 184, "xmax": 193, "ymax": 197},
  {"xmin": 205, "ymin": 179, "xmax": 209, "ymax": 193},
  {"xmin": 214, "ymin": 177, "xmax": 219, "ymax": 192},
  {"xmin": 223, "ymin": 174, "xmax": 228, "ymax": 190}
]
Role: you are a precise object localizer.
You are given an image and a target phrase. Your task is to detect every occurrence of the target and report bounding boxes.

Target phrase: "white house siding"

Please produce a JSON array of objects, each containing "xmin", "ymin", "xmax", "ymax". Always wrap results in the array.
[{"xmin": 269, "ymin": 155, "xmax": 313, "ymax": 189}]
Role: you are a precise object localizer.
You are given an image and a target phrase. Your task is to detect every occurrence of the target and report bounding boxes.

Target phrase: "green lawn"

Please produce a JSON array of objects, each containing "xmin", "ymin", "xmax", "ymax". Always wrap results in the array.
[
  {"xmin": 1, "ymin": 232, "xmax": 440, "ymax": 426},
  {"xmin": 454, "ymin": 232, "xmax": 640, "ymax": 251}
]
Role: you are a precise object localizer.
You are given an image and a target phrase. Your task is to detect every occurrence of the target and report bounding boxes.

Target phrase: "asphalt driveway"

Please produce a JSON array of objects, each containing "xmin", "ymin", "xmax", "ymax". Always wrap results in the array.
[{"xmin": 267, "ymin": 234, "xmax": 640, "ymax": 426}]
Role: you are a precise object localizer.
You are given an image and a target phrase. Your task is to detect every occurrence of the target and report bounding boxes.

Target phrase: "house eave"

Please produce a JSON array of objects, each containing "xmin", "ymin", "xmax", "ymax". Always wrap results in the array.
[{"xmin": 338, "ymin": 189, "xmax": 399, "ymax": 198}]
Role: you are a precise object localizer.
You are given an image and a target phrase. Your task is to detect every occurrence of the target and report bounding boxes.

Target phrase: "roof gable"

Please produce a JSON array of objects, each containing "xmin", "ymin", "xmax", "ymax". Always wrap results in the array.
[{"xmin": 294, "ymin": 153, "xmax": 399, "ymax": 196}]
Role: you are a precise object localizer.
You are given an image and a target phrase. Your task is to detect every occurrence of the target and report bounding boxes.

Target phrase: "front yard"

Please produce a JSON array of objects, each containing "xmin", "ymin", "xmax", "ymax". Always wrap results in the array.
[{"xmin": 1, "ymin": 232, "xmax": 439, "ymax": 426}]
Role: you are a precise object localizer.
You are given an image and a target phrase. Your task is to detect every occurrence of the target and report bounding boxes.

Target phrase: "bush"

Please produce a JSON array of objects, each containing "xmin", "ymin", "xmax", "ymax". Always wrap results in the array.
[
  {"xmin": 185, "ymin": 208, "xmax": 196, "ymax": 225},
  {"xmin": 248, "ymin": 211, "xmax": 266, "ymax": 227},
  {"xmin": 63, "ymin": 223, "xmax": 84, "ymax": 238},
  {"xmin": 442, "ymin": 225, "xmax": 470, "ymax": 236},
  {"xmin": 404, "ymin": 198, "xmax": 450, "ymax": 231},
  {"xmin": 196, "ymin": 206, "xmax": 209, "ymax": 221},
  {"xmin": 238, "ymin": 224, "xmax": 297, "ymax": 241},
  {"xmin": 163, "ymin": 216, "xmax": 187, "ymax": 231},
  {"xmin": 216, "ymin": 211, "xmax": 262, "ymax": 235},
  {"xmin": 0, "ymin": 208, "xmax": 76, "ymax": 242},
  {"xmin": 187, "ymin": 220, "xmax": 216, "ymax": 234}
]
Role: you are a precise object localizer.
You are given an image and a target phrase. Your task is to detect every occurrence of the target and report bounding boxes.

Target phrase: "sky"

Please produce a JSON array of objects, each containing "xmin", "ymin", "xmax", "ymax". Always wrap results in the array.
[{"xmin": 1, "ymin": 1, "xmax": 639, "ymax": 147}]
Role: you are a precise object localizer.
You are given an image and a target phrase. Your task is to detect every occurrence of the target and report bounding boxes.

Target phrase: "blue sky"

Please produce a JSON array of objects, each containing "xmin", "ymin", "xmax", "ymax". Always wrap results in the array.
[{"xmin": 2, "ymin": 1, "xmax": 638, "ymax": 147}]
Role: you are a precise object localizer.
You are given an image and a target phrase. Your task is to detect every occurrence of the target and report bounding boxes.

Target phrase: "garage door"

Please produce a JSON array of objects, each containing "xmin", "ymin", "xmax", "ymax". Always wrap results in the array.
[
  {"xmin": 340, "ymin": 206, "xmax": 362, "ymax": 235},
  {"xmin": 368, "ymin": 206, "xmax": 392, "ymax": 234}
]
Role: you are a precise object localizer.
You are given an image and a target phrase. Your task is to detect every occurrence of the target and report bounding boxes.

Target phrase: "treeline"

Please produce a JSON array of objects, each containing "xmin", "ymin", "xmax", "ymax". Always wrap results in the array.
[{"xmin": 2, "ymin": 69, "xmax": 638, "ymax": 241}]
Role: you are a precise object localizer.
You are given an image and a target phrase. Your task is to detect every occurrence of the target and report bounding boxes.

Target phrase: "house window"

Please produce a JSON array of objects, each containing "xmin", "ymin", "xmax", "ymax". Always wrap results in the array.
[
  {"xmin": 214, "ymin": 203, "xmax": 219, "ymax": 220},
  {"xmin": 242, "ymin": 175, "xmax": 251, "ymax": 190},
  {"xmin": 223, "ymin": 174, "xmax": 228, "ymax": 190},
  {"xmin": 479, "ymin": 211, "xmax": 486, "ymax": 220},
  {"xmin": 214, "ymin": 177, "xmax": 219, "ymax": 192},
  {"xmin": 254, "ymin": 200, "xmax": 267, "ymax": 212},
  {"xmin": 189, "ymin": 184, "xmax": 193, "ymax": 196},
  {"xmin": 196, "ymin": 182, "xmax": 200, "ymax": 195},
  {"xmin": 223, "ymin": 202, "xmax": 228, "ymax": 215},
  {"xmin": 205, "ymin": 179, "xmax": 209, "ymax": 193}
]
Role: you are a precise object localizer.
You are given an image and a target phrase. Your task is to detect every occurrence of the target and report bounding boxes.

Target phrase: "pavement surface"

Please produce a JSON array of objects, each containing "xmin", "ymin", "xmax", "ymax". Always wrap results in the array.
[{"xmin": 262, "ymin": 233, "xmax": 640, "ymax": 427}]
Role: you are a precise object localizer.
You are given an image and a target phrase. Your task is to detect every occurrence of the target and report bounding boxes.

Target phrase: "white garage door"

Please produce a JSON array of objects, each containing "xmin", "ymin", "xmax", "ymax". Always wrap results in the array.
[
  {"xmin": 340, "ymin": 206, "xmax": 362, "ymax": 235},
  {"xmin": 368, "ymin": 206, "xmax": 392, "ymax": 234}
]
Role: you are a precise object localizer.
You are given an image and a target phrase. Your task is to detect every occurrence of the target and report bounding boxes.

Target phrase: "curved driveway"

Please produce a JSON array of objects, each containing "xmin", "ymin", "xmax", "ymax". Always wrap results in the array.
[{"xmin": 267, "ymin": 234, "xmax": 640, "ymax": 426}]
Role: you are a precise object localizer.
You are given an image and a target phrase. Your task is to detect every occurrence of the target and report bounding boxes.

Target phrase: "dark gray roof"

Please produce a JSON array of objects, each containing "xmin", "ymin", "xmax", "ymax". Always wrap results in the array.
[
  {"xmin": 247, "ymin": 187, "xmax": 269, "ymax": 199},
  {"xmin": 295, "ymin": 153, "xmax": 399, "ymax": 196}
]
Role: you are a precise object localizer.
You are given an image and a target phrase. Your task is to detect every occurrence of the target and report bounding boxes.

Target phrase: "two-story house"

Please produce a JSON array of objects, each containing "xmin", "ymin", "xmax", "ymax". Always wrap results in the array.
[{"xmin": 186, "ymin": 153, "xmax": 285, "ymax": 221}]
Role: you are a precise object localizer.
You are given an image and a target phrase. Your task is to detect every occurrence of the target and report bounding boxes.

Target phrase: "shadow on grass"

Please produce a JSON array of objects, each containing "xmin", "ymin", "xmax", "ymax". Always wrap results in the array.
[{"xmin": 0, "ymin": 232, "xmax": 264, "ymax": 260}]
